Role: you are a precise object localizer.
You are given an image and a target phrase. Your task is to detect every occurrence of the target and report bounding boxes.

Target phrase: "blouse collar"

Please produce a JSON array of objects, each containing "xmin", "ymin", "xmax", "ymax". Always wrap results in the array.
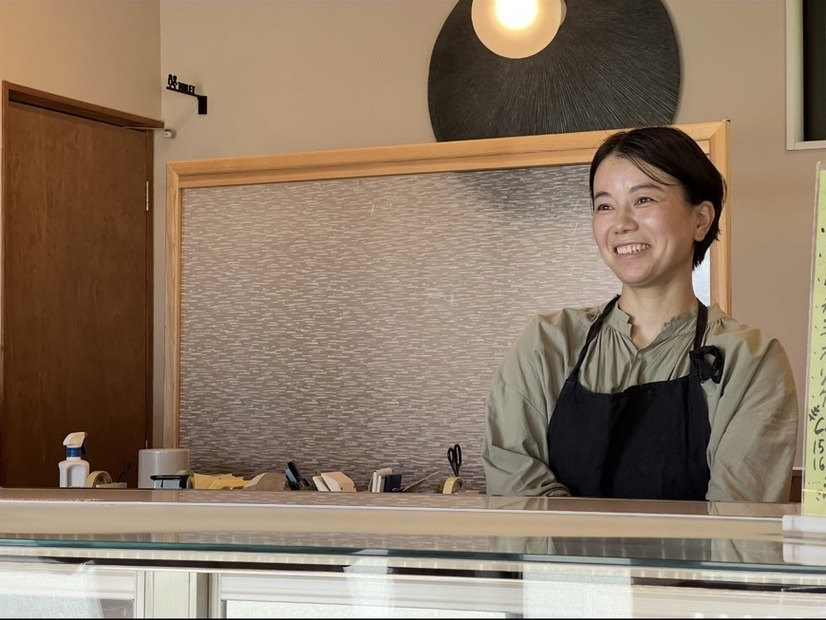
[{"xmin": 605, "ymin": 301, "xmax": 717, "ymax": 341}]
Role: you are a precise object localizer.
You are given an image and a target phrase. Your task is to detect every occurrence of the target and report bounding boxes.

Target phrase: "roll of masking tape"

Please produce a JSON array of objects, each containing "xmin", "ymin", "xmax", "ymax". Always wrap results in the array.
[
  {"xmin": 442, "ymin": 476, "xmax": 464, "ymax": 494},
  {"xmin": 86, "ymin": 470, "xmax": 113, "ymax": 488}
]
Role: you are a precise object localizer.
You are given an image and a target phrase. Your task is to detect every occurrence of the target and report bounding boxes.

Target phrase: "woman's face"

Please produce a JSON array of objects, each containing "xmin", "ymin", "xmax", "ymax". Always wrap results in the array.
[{"xmin": 591, "ymin": 155, "xmax": 712, "ymax": 292}]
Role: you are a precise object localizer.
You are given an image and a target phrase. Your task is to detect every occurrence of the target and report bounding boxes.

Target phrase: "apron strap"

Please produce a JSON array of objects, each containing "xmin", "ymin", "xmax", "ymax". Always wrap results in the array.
[
  {"xmin": 569, "ymin": 294, "xmax": 620, "ymax": 377},
  {"xmin": 689, "ymin": 300, "xmax": 724, "ymax": 384}
]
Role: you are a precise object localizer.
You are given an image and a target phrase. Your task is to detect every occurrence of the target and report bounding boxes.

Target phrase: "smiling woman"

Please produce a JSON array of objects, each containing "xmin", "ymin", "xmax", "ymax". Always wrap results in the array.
[{"xmin": 482, "ymin": 125, "xmax": 799, "ymax": 503}]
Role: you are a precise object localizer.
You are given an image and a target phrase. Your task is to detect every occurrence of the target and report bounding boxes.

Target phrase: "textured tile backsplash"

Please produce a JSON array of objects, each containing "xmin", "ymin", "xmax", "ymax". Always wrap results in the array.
[{"xmin": 179, "ymin": 164, "xmax": 709, "ymax": 493}]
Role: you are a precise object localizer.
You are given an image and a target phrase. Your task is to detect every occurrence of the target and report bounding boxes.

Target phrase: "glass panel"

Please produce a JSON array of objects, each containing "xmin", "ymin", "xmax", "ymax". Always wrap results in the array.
[
  {"xmin": 0, "ymin": 489, "xmax": 814, "ymax": 579},
  {"xmin": 0, "ymin": 561, "xmax": 135, "ymax": 618}
]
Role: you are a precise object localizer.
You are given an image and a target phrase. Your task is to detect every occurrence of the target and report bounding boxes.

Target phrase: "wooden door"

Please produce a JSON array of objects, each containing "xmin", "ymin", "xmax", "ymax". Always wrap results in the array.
[{"xmin": 1, "ymin": 83, "xmax": 160, "ymax": 488}]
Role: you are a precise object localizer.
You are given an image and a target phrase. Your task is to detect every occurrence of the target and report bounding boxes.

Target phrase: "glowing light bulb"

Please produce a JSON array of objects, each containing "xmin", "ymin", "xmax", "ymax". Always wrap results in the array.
[
  {"xmin": 471, "ymin": 0, "xmax": 565, "ymax": 59},
  {"xmin": 494, "ymin": 0, "xmax": 540, "ymax": 31}
]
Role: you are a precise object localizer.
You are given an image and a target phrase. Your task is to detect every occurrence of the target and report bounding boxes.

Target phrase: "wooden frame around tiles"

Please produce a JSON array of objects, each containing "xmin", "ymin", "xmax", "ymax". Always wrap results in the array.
[{"xmin": 164, "ymin": 120, "xmax": 731, "ymax": 447}]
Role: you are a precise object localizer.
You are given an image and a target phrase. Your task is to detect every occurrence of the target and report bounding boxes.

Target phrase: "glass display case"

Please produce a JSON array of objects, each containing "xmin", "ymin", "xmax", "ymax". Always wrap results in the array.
[{"xmin": 0, "ymin": 488, "xmax": 824, "ymax": 618}]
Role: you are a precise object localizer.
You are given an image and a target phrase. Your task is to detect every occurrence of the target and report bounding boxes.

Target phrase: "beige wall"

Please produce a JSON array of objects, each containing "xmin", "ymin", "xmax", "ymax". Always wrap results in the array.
[
  {"xmin": 0, "ymin": 0, "xmax": 160, "ymax": 117},
  {"xmin": 0, "ymin": 0, "xmax": 816, "ymax": 464}
]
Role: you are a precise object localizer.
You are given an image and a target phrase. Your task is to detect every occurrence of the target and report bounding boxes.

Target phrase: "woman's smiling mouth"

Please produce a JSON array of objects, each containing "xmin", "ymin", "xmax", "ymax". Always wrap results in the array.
[{"xmin": 615, "ymin": 243, "xmax": 651, "ymax": 256}]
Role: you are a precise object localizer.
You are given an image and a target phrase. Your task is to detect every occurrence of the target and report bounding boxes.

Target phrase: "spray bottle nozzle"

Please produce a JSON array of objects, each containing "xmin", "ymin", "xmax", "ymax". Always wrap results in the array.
[{"xmin": 63, "ymin": 432, "xmax": 87, "ymax": 457}]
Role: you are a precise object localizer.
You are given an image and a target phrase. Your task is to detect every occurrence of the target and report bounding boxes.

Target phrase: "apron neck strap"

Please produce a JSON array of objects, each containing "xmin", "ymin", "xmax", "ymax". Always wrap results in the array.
[
  {"xmin": 571, "ymin": 294, "xmax": 620, "ymax": 372},
  {"xmin": 693, "ymin": 300, "xmax": 709, "ymax": 350}
]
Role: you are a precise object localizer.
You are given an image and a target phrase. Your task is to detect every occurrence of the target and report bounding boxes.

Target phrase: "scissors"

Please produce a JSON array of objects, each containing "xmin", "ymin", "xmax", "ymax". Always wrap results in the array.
[{"xmin": 447, "ymin": 443, "xmax": 462, "ymax": 477}]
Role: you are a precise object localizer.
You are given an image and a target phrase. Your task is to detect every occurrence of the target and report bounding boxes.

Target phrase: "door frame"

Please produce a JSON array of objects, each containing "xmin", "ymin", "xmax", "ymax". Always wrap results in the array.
[{"xmin": 0, "ymin": 81, "xmax": 163, "ymax": 470}]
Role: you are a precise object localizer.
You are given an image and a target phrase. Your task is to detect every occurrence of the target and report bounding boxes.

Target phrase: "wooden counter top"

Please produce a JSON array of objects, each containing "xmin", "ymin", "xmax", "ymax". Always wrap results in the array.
[{"xmin": 0, "ymin": 488, "xmax": 798, "ymax": 544}]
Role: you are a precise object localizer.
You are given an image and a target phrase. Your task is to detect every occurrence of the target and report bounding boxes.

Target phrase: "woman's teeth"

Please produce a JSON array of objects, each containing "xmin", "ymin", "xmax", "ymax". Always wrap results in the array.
[{"xmin": 616, "ymin": 243, "xmax": 650, "ymax": 256}]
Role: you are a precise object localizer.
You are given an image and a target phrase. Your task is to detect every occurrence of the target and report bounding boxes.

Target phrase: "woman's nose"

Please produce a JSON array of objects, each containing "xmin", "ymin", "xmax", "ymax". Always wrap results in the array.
[{"xmin": 612, "ymin": 205, "xmax": 637, "ymax": 233}]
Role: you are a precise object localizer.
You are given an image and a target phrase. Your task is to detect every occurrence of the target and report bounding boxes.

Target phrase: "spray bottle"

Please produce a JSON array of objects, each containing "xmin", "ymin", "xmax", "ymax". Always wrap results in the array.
[{"xmin": 59, "ymin": 432, "xmax": 90, "ymax": 488}]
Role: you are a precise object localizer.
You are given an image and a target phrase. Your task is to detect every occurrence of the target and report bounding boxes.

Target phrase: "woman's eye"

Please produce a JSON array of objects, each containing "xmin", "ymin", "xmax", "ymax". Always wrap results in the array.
[
  {"xmin": 635, "ymin": 196, "xmax": 653, "ymax": 205},
  {"xmin": 593, "ymin": 203, "xmax": 612, "ymax": 212}
]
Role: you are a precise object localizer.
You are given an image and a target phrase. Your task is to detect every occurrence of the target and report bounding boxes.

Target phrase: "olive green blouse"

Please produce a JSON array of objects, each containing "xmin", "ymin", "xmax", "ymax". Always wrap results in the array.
[{"xmin": 482, "ymin": 301, "xmax": 799, "ymax": 502}]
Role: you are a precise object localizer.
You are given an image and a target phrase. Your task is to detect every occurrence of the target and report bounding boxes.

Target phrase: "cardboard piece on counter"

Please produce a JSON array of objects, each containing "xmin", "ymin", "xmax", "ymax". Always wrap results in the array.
[
  {"xmin": 192, "ymin": 473, "xmax": 247, "ymax": 490},
  {"xmin": 313, "ymin": 475, "xmax": 330, "ymax": 491},
  {"xmin": 320, "ymin": 471, "xmax": 356, "ymax": 492},
  {"xmin": 243, "ymin": 472, "xmax": 287, "ymax": 491}
]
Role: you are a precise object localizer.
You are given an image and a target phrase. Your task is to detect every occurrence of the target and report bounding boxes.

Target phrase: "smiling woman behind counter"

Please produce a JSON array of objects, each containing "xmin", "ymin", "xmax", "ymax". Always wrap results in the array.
[{"xmin": 481, "ymin": 125, "xmax": 798, "ymax": 502}]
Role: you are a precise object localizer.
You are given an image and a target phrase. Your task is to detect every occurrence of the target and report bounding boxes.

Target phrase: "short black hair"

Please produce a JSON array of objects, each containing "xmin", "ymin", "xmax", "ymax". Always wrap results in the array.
[{"xmin": 588, "ymin": 126, "xmax": 726, "ymax": 269}]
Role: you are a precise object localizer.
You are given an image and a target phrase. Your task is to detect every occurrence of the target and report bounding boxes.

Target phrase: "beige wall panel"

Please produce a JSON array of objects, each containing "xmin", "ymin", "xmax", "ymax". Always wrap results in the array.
[{"xmin": 0, "ymin": 0, "xmax": 160, "ymax": 118}]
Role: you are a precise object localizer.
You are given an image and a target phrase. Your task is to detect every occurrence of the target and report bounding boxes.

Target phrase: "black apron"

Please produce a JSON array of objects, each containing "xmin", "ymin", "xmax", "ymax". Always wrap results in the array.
[{"xmin": 546, "ymin": 295, "xmax": 723, "ymax": 500}]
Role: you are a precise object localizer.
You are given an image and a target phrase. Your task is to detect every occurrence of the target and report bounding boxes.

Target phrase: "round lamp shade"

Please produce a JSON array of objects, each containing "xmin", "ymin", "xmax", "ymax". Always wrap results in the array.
[{"xmin": 427, "ymin": 0, "xmax": 681, "ymax": 142}]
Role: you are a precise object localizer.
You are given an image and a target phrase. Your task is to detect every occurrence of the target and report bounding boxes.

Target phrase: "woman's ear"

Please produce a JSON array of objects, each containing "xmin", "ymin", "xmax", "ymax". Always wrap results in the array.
[{"xmin": 694, "ymin": 201, "xmax": 714, "ymax": 242}]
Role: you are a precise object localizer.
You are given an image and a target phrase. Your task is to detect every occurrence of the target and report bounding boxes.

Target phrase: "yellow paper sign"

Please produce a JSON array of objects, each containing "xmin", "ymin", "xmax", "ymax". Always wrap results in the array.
[{"xmin": 804, "ymin": 164, "xmax": 826, "ymax": 513}]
